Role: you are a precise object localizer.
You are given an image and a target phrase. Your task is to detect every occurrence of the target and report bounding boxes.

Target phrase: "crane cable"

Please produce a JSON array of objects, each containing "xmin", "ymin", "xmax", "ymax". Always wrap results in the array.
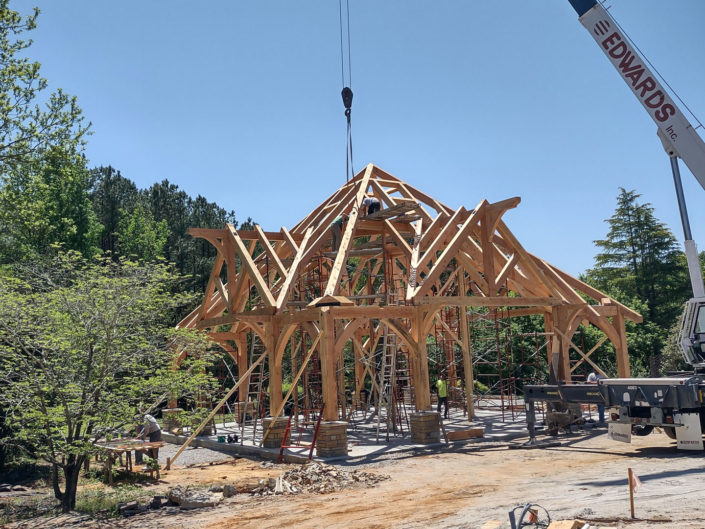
[
  {"xmin": 339, "ymin": 0, "xmax": 354, "ymax": 181},
  {"xmin": 600, "ymin": 0, "xmax": 703, "ymax": 130}
]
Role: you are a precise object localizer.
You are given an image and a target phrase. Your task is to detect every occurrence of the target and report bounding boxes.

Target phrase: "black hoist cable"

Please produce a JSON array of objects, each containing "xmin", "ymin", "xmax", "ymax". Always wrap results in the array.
[{"xmin": 339, "ymin": 0, "xmax": 354, "ymax": 182}]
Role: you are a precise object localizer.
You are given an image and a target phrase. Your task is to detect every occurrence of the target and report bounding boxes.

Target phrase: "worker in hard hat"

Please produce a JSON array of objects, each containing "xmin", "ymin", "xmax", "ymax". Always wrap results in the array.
[{"xmin": 436, "ymin": 372, "xmax": 449, "ymax": 419}]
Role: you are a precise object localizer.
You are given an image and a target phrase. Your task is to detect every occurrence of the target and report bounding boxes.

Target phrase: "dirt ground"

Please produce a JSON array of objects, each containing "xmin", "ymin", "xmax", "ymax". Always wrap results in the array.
[{"xmin": 8, "ymin": 429, "xmax": 705, "ymax": 529}]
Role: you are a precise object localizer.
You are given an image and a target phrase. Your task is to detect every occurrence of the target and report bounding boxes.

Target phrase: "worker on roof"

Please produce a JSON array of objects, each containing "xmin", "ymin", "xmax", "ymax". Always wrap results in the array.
[
  {"xmin": 362, "ymin": 195, "xmax": 380, "ymax": 216},
  {"xmin": 436, "ymin": 372, "xmax": 449, "ymax": 419},
  {"xmin": 330, "ymin": 213, "xmax": 348, "ymax": 251}
]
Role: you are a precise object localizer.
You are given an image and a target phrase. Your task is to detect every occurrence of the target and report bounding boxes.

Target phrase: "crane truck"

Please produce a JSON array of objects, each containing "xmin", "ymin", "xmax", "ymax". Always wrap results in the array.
[{"xmin": 524, "ymin": 0, "xmax": 705, "ymax": 450}]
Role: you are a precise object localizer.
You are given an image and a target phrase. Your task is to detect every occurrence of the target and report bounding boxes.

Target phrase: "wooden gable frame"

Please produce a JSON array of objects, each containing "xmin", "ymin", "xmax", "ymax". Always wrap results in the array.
[{"xmin": 176, "ymin": 163, "xmax": 643, "ymax": 423}]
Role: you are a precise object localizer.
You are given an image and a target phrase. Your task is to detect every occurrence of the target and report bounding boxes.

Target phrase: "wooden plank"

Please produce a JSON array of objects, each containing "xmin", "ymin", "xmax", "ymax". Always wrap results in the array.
[{"xmin": 445, "ymin": 428, "xmax": 484, "ymax": 441}]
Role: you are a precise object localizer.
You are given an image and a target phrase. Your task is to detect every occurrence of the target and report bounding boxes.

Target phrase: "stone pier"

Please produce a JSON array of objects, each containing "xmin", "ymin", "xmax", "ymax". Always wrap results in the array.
[
  {"xmin": 409, "ymin": 411, "xmax": 441, "ymax": 444},
  {"xmin": 315, "ymin": 421, "xmax": 348, "ymax": 457},
  {"xmin": 261, "ymin": 416, "xmax": 290, "ymax": 448}
]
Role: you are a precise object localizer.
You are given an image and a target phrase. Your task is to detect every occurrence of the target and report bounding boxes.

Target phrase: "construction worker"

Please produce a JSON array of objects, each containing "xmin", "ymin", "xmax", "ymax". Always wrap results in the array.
[
  {"xmin": 135, "ymin": 413, "xmax": 162, "ymax": 466},
  {"xmin": 436, "ymin": 372, "xmax": 449, "ymax": 419},
  {"xmin": 587, "ymin": 372, "xmax": 606, "ymax": 422},
  {"xmin": 362, "ymin": 195, "xmax": 381, "ymax": 216},
  {"xmin": 330, "ymin": 213, "xmax": 348, "ymax": 251}
]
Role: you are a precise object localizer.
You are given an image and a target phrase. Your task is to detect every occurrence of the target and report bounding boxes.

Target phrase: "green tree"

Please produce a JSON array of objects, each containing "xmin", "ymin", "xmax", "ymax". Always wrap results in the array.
[
  {"xmin": 584, "ymin": 188, "xmax": 691, "ymax": 375},
  {"xmin": 0, "ymin": 2, "xmax": 88, "ymax": 171},
  {"xmin": 0, "ymin": 148, "xmax": 102, "ymax": 262},
  {"xmin": 90, "ymin": 166, "xmax": 139, "ymax": 256},
  {"xmin": 116, "ymin": 202, "xmax": 169, "ymax": 261},
  {"xmin": 0, "ymin": 253, "xmax": 218, "ymax": 512}
]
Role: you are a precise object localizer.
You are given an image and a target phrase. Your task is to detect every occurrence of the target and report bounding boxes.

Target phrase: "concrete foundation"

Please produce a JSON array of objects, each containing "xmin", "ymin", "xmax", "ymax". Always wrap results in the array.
[
  {"xmin": 316, "ymin": 421, "xmax": 348, "ymax": 457},
  {"xmin": 409, "ymin": 411, "xmax": 441, "ymax": 444},
  {"xmin": 261, "ymin": 416, "xmax": 290, "ymax": 448}
]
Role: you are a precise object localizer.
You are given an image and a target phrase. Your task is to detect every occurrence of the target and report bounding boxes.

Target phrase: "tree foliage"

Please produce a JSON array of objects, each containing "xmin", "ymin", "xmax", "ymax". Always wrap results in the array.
[
  {"xmin": 0, "ymin": 253, "xmax": 218, "ymax": 512},
  {"xmin": 583, "ymin": 188, "xmax": 692, "ymax": 375},
  {"xmin": 0, "ymin": 1, "xmax": 88, "ymax": 172}
]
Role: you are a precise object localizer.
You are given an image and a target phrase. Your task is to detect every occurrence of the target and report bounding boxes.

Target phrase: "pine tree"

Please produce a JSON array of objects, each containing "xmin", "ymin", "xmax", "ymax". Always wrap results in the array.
[{"xmin": 584, "ymin": 188, "xmax": 691, "ymax": 374}]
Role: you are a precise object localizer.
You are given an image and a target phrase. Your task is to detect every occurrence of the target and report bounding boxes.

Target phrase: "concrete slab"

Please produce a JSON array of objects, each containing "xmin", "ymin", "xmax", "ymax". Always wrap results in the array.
[{"xmin": 161, "ymin": 401, "xmax": 604, "ymax": 465}]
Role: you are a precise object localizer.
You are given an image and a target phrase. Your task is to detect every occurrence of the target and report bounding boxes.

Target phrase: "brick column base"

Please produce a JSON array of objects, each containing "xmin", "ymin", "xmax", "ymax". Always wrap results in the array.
[
  {"xmin": 162, "ymin": 408, "xmax": 183, "ymax": 435},
  {"xmin": 261, "ymin": 416, "xmax": 290, "ymax": 448},
  {"xmin": 409, "ymin": 411, "xmax": 441, "ymax": 444},
  {"xmin": 316, "ymin": 421, "xmax": 348, "ymax": 457}
]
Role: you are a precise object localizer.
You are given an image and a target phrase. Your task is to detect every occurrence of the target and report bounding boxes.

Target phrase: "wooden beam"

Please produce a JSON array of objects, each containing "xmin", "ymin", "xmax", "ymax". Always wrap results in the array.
[
  {"xmin": 495, "ymin": 253, "xmax": 519, "ymax": 291},
  {"xmin": 227, "ymin": 225, "xmax": 276, "ymax": 308},
  {"xmin": 275, "ymin": 227, "xmax": 314, "ymax": 310},
  {"xmin": 255, "ymin": 224, "xmax": 287, "ymax": 278},
  {"xmin": 383, "ymin": 219, "xmax": 412, "ymax": 257},
  {"xmin": 414, "ymin": 296, "xmax": 563, "ymax": 308},
  {"xmin": 323, "ymin": 164, "xmax": 374, "ymax": 297},
  {"xmin": 414, "ymin": 202, "xmax": 485, "ymax": 298}
]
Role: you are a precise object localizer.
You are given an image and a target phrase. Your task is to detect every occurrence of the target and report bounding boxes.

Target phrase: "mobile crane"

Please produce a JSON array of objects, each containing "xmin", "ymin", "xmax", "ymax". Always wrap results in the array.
[{"xmin": 524, "ymin": 0, "xmax": 705, "ymax": 450}]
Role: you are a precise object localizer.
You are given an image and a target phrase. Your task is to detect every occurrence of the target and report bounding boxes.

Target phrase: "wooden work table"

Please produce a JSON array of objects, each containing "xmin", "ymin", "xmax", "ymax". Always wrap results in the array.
[{"xmin": 96, "ymin": 440, "xmax": 165, "ymax": 484}]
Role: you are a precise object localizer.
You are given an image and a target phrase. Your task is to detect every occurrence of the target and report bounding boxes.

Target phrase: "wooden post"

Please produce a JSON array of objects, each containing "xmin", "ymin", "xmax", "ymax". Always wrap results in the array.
[
  {"xmin": 234, "ymin": 332, "xmax": 248, "ymax": 402},
  {"xmin": 412, "ymin": 306, "xmax": 432, "ymax": 411},
  {"xmin": 628, "ymin": 467, "xmax": 635, "ymax": 519},
  {"xmin": 266, "ymin": 320, "xmax": 282, "ymax": 415},
  {"xmin": 458, "ymin": 273, "xmax": 475, "ymax": 419},
  {"xmin": 319, "ymin": 308, "xmax": 339, "ymax": 421},
  {"xmin": 615, "ymin": 308, "xmax": 631, "ymax": 378}
]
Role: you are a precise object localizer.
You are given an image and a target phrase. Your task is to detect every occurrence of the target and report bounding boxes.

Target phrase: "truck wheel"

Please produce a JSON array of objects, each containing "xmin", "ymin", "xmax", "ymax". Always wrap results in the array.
[
  {"xmin": 631, "ymin": 424, "xmax": 653, "ymax": 436},
  {"xmin": 663, "ymin": 426, "xmax": 677, "ymax": 439}
]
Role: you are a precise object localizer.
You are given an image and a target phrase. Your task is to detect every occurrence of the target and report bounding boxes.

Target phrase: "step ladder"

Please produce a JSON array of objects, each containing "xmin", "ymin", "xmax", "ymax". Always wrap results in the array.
[
  {"xmin": 240, "ymin": 335, "xmax": 268, "ymax": 445},
  {"xmin": 277, "ymin": 404, "xmax": 325, "ymax": 463},
  {"xmin": 376, "ymin": 324, "xmax": 403, "ymax": 442}
]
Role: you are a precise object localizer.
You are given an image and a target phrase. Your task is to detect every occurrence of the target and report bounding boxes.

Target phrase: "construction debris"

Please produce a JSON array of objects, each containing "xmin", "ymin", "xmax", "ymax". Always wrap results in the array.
[
  {"xmin": 166, "ymin": 485, "xmax": 221, "ymax": 509},
  {"xmin": 249, "ymin": 462, "xmax": 389, "ymax": 496}
]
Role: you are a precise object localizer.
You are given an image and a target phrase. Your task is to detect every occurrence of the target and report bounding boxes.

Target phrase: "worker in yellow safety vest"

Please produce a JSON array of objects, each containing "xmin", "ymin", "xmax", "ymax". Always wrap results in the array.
[{"xmin": 435, "ymin": 373, "xmax": 448, "ymax": 419}]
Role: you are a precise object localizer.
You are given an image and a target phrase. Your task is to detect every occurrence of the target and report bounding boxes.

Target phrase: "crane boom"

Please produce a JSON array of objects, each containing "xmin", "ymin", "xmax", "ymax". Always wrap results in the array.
[
  {"xmin": 568, "ymin": 0, "xmax": 705, "ymax": 192},
  {"xmin": 568, "ymin": 0, "xmax": 705, "ymax": 369}
]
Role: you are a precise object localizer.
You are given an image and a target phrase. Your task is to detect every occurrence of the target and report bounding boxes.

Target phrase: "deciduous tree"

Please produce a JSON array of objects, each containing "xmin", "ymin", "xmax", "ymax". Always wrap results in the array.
[{"xmin": 0, "ymin": 253, "xmax": 218, "ymax": 512}]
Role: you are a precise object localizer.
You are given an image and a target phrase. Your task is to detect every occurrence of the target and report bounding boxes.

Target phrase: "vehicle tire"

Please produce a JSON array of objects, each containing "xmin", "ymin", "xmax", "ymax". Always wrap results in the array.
[
  {"xmin": 663, "ymin": 426, "xmax": 677, "ymax": 439},
  {"xmin": 631, "ymin": 424, "xmax": 654, "ymax": 436}
]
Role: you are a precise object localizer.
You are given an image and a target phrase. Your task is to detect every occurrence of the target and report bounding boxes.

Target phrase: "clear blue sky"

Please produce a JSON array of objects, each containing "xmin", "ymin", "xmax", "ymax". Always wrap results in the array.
[{"xmin": 25, "ymin": 0, "xmax": 705, "ymax": 277}]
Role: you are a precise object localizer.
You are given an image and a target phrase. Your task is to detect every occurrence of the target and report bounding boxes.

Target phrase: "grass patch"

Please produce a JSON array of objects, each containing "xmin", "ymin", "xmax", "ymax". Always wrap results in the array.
[{"xmin": 75, "ymin": 484, "xmax": 154, "ymax": 517}]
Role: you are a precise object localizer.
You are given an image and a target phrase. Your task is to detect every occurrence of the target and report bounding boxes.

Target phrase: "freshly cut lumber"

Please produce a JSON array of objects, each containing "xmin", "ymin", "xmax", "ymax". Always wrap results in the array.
[
  {"xmin": 547, "ymin": 521, "xmax": 586, "ymax": 529},
  {"xmin": 445, "ymin": 428, "xmax": 483, "ymax": 441}
]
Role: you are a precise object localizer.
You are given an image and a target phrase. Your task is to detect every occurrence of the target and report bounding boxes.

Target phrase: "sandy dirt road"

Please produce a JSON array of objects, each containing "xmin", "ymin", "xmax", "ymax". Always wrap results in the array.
[{"xmin": 14, "ymin": 430, "xmax": 705, "ymax": 529}]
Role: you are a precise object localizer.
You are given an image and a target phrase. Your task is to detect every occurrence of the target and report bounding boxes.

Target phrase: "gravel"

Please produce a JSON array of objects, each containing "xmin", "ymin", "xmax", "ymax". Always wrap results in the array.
[{"xmin": 157, "ymin": 443, "xmax": 235, "ymax": 467}]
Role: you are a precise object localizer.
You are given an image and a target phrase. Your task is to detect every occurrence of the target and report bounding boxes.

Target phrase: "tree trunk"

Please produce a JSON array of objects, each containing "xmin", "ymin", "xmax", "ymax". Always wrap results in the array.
[
  {"xmin": 51, "ymin": 463, "xmax": 63, "ymax": 501},
  {"xmin": 59, "ymin": 457, "xmax": 84, "ymax": 512}
]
